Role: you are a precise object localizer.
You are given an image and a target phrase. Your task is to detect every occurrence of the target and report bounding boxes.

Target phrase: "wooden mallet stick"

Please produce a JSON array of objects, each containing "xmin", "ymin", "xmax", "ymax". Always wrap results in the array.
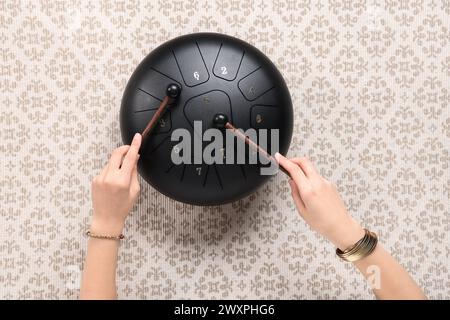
[
  {"xmin": 213, "ymin": 113, "xmax": 290, "ymax": 177},
  {"xmin": 141, "ymin": 83, "xmax": 181, "ymax": 140}
]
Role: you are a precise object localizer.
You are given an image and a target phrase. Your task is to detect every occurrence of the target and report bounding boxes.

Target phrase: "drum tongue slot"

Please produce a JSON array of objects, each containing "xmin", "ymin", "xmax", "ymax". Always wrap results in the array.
[{"xmin": 141, "ymin": 83, "xmax": 181, "ymax": 141}]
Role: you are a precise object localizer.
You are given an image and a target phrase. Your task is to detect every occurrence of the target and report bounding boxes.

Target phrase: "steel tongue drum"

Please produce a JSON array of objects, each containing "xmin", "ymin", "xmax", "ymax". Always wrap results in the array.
[{"xmin": 120, "ymin": 33, "xmax": 293, "ymax": 205}]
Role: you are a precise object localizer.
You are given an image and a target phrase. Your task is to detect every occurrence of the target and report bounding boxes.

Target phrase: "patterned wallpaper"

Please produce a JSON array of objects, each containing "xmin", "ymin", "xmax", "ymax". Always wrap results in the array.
[{"xmin": 1, "ymin": 0, "xmax": 449, "ymax": 299}]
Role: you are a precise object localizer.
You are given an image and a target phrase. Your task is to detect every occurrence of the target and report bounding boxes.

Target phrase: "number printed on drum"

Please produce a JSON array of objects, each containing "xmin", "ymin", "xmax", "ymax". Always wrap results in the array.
[{"xmin": 193, "ymin": 71, "xmax": 200, "ymax": 80}]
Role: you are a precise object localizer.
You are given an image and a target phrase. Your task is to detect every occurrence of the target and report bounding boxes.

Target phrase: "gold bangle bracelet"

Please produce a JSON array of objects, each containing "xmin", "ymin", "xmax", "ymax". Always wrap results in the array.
[
  {"xmin": 336, "ymin": 229, "xmax": 378, "ymax": 262},
  {"xmin": 86, "ymin": 230, "xmax": 124, "ymax": 240}
]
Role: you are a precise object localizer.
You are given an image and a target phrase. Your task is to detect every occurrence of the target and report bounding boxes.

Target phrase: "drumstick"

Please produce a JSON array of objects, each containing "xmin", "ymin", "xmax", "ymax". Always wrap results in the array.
[
  {"xmin": 141, "ymin": 83, "xmax": 181, "ymax": 140},
  {"xmin": 141, "ymin": 95, "xmax": 171, "ymax": 139},
  {"xmin": 213, "ymin": 114, "xmax": 290, "ymax": 177}
]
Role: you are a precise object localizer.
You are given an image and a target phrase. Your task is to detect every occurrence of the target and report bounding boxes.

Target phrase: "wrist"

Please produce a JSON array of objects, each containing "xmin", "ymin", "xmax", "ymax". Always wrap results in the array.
[
  {"xmin": 327, "ymin": 217, "xmax": 365, "ymax": 251},
  {"xmin": 90, "ymin": 214, "xmax": 125, "ymax": 236}
]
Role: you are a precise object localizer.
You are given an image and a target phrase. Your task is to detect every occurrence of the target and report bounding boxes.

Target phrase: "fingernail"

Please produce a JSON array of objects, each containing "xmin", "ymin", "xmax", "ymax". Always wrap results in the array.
[
  {"xmin": 274, "ymin": 152, "xmax": 282, "ymax": 162},
  {"xmin": 132, "ymin": 133, "xmax": 142, "ymax": 144}
]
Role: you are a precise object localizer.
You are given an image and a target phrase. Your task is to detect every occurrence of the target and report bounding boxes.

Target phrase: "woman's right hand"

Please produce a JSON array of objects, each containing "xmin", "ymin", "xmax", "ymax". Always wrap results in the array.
[{"xmin": 275, "ymin": 153, "xmax": 365, "ymax": 251}]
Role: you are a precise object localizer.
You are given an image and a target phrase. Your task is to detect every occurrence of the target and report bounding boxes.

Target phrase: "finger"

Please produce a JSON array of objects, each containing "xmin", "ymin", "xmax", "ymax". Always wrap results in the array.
[
  {"xmin": 290, "ymin": 157, "xmax": 319, "ymax": 179},
  {"xmin": 288, "ymin": 179, "xmax": 307, "ymax": 215},
  {"xmin": 131, "ymin": 157, "xmax": 139, "ymax": 188},
  {"xmin": 121, "ymin": 133, "xmax": 142, "ymax": 176},
  {"xmin": 274, "ymin": 153, "xmax": 309, "ymax": 190},
  {"xmin": 107, "ymin": 145, "xmax": 130, "ymax": 172}
]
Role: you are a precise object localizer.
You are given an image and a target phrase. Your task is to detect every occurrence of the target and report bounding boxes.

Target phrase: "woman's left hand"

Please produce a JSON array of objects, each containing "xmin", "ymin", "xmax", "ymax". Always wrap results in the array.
[{"xmin": 90, "ymin": 133, "xmax": 142, "ymax": 235}]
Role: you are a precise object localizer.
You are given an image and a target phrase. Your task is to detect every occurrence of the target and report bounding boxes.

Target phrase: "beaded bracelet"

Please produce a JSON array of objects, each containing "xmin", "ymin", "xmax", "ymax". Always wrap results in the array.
[{"xmin": 86, "ymin": 230, "xmax": 124, "ymax": 240}]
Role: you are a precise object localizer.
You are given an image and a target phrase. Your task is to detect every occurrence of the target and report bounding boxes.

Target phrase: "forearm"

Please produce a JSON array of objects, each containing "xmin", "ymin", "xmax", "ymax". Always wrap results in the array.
[
  {"xmin": 353, "ymin": 244, "xmax": 426, "ymax": 300},
  {"xmin": 331, "ymin": 220, "xmax": 426, "ymax": 300},
  {"xmin": 80, "ymin": 238, "xmax": 120, "ymax": 300},
  {"xmin": 80, "ymin": 218, "xmax": 125, "ymax": 300}
]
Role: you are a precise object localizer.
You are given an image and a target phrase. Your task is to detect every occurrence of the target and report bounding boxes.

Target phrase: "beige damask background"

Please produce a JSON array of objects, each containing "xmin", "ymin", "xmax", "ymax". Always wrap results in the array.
[{"xmin": 1, "ymin": 0, "xmax": 449, "ymax": 299}]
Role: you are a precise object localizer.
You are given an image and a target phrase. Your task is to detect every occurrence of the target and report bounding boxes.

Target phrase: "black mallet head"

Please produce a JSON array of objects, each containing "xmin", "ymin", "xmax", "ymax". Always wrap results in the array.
[
  {"xmin": 213, "ymin": 113, "xmax": 229, "ymax": 129},
  {"xmin": 166, "ymin": 83, "xmax": 181, "ymax": 99}
]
